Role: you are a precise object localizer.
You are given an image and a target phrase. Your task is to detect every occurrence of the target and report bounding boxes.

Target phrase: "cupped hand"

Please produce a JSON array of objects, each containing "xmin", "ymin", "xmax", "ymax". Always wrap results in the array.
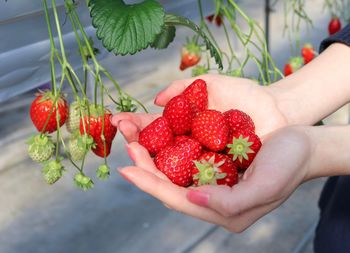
[
  {"xmin": 112, "ymin": 74, "xmax": 288, "ymax": 142},
  {"xmin": 119, "ymin": 126, "xmax": 312, "ymax": 232}
]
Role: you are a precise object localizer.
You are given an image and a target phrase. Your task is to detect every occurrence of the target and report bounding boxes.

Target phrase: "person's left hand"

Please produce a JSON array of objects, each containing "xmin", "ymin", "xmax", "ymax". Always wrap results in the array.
[{"xmin": 118, "ymin": 126, "xmax": 312, "ymax": 232}]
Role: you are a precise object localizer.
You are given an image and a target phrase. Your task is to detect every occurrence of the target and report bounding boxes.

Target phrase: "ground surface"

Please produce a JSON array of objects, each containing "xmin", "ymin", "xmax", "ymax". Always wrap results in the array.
[{"xmin": 0, "ymin": 0, "xmax": 349, "ymax": 253}]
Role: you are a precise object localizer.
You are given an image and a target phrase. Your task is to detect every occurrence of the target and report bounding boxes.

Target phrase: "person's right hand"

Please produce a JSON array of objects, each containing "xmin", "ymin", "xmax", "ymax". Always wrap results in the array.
[
  {"xmin": 112, "ymin": 74, "xmax": 288, "ymax": 142},
  {"xmin": 118, "ymin": 126, "xmax": 314, "ymax": 232}
]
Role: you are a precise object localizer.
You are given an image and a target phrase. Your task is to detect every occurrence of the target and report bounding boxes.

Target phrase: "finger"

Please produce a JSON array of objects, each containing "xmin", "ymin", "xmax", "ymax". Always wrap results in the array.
[
  {"xmin": 223, "ymin": 201, "xmax": 280, "ymax": 233},
  {"xmin": 126, "ymin": 142, "xmax": 168, "ymax": 180},
  {"xmin": 155, "ymin": 75, "xmax": 214, "ymax": 106},
  {"xmin": 187, "ymin": 129, "xmax": 309, "ymax": 217},
  {"xmin": 111, "ymin": 112, "xmax": 161, "ymax": 129},
  {"xmin": 118, "ymin": 120, "xmax": 140, "ymax": 143},
  {"xmin": 186, "ymin": 176, "xmax": 274, "ymax": 218},
  {"xmin": 119, "ymin": 166, "xmax": 229, "ymax": 227}
]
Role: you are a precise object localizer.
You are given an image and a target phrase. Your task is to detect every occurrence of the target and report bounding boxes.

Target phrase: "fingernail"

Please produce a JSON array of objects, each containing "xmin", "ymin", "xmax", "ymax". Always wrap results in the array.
[
  {"xmin": 118, "ymin": 168, "xmax": 134, "ymax": 184},
  {"xmin": 154, "ymin": 90, "xmax": 165, "ymax": 105},
  {"xmin": 154, "ymin": 94, "xmax": 162, "ymax": 105},
  {"xmin": 187, "ymin": 190, "xmax": 209, "ymax": 207},
  {"xmin": 111, "ymin": 116, "xmax": 120, "ymax": 126},
  {"xmin": 125, "ymin": 143, "xmax": 135, "ymax": 162}
]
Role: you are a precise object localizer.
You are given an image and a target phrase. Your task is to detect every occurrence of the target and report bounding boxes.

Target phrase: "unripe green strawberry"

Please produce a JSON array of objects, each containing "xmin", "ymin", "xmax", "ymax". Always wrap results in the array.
[
  {"xmin": 68, "ymin": 131, "xmax": 94, "ymax": 161},
  {"xmin": 97, "ymin": 164, "xmax": 110, "ymax": 180},
  {"xmin": 27, "ymin": 134, "xmax": 55, "ymax": 162},
  {"xmin": 74, "ymin": 173, "xmax": 94, "ymax": 191},
  {"xmin": 66, "ymin": 101, "xmax": 82, "ymax": 133},
  {"xmin": 42, "ymin": 158, "xmax": 65, "ymax": 184}
]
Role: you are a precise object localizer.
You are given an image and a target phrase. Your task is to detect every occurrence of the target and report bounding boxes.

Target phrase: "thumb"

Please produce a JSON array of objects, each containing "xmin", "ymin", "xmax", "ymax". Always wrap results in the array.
[
  {"xmin": 155, "ymin": 77, "xmax": 203, "ymax": 106},
  {"xmin": 154, "ymin": 80, "xmax": 187, "ymax": 106}
]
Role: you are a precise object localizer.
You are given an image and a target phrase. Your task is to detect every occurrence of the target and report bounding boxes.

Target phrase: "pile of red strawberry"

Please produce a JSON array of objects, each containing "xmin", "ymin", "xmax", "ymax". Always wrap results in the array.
[{"xmin": 139, "ymin": 79, "xmax": 262, "ymax": 187}]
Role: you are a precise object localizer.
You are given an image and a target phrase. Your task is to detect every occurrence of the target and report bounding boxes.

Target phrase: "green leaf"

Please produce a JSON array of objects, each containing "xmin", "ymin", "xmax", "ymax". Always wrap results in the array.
[
  {"xmin": 89, "ymin": 0, "xmax": 165, "ymax": 55},
  {"xmin": 151, "ymin": 25, "xmax": 176, "ymax": 49},
  {"xmin": 164, "ymin": 14, "xmax": 223, "ymax": 70}
]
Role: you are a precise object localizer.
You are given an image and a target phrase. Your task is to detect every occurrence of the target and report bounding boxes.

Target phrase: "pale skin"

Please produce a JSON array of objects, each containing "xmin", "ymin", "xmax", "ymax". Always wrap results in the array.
[{"xmin": 111, "ymin": 43, "xmax": 350, "ymax": 232}]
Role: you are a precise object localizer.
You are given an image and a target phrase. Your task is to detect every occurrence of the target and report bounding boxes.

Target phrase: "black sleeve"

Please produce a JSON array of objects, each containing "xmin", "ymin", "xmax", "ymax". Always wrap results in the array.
[{"xmin": 319, "ymin": 24, "xmax": 350, "ymax": 52}]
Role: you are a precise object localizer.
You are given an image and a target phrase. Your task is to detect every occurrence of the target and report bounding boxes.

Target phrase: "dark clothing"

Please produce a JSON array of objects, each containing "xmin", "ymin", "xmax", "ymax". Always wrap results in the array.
[
  {"xmin": 314, "ymin": 24, "xmax": 350, "ymax": 253},
  {"xmin": 319, "ymin": 24, "xmax": 350, "ymax": 52},
  {"xmin": 314, "ymin": 177, "xmax": 350, "ymax": 252}
]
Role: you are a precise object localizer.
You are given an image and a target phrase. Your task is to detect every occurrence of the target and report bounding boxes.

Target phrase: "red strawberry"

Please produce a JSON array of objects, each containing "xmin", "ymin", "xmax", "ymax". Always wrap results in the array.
[
  {"xmin": 224, "ymin": 109, "xmax": 255, "ymax": 134},
  {"xmin": 182, "ymin": 79, "xmax": 208, "ymax": 114},
  {"xmin": 163, "ymin": 95, "xmax": 194, "ymax": 135},
  {"xmin": 174, "ymin": 135, "xmax": 192, "ymax": 144},
  {"xmin": 284, "ymin": 63, "xmax": 293, "ymax": 76},
  {"xmin": 284, "ymin": 57, "xmax": 303, "ymax": 76},
  {"xmin": 206, "ymin": 14, "xmax": 223, "ymax": 27},
  {"xmin": 192, "ymin": 110, "xmax": 229, "ymax": 152},
  {"xmin": 155, "ymin": 138, "xmax": 202, "ymax": 187},
  {"xmin": 180, "ymin": 42, "xmax": 201, "ymax": 71},
  {"xmin": 79, "ymin": 105, "xmax": 117, "ymax": 158},
  {"xmin": 301, "ymin": 43, "xmax": 315, "ymax": 64},
  {"xmin": 193, "ymin": 152, "xmax": 238, "ymax": 187},
  {"xmin": 226, "ymin": 130, "xmax": 262, "ymax": 170},
  {"xmin": 328, "ymin": 16, "xmax": 342, "ymax": 35},
  {"xmin": 138, "ymin": 116, "xmax": 174, "ymax": 156},
  {"xmin": 30, "ymin": 91, "xmax": 68, "ymax": 133}
]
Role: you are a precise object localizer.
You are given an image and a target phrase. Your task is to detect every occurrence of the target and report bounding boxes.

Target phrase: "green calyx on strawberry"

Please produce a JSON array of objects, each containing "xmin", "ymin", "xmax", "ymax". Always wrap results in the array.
[
  {"xmin": 226, "ymin": 131, "xmax": 262, "ymax": 169},
  {"xmin": 80, "ymin": 104, "xmax": 117, "ymax": 158},
  {"xmin": 69, "ymin": 130, "xmax": 94, "ymax": 161},
  {"xmin": 227, "ymin": 134, "xmax": 254, "ymax": 162},
  {"xmin": 74, "ymin": 172, "xmax": 94, "ymax": 191},
  {"xmin": 180, "ymin": 40, "xmax": 202, "ymax": 71},
  {"xmin": 96, "ymin": 164, "xmax": 110, "ymax": 180},
  {"xmin": 30, "ymin": 90, "xmax": 68, "ymax": 133},
  {"xmin": 193, "ymin": 156, "xmax": 226, "ymax": 185},
  {"xmin": 116, "ymin": 95, "xmax": 137, "ymax": 113},
  {"xmin": 193, "ymin": 152, "xmax": 238, "ymax": 187},
  {"xmin": 27, "ymin": 133, "xmax": 55, "ymax": 163},
  {"xmin": 42, "ymin": 157, "xmax": 65, "ymax": 185}
]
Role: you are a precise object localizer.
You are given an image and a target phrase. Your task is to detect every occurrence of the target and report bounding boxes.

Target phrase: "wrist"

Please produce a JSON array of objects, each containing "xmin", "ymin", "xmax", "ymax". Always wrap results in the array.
[
  {"xmin": 303, "ymin": 125, "xmax": 350, "ymax": 180},
  {"xmin": 266, "ymin": 43, "xmax": 350, "ymax": 126}
]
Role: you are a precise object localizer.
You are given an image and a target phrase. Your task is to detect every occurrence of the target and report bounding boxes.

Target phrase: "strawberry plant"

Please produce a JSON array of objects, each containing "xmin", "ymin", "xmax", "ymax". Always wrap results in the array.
[{"xmin": 16, "ymin": 0, "xmax": 348, "ymax": 190}]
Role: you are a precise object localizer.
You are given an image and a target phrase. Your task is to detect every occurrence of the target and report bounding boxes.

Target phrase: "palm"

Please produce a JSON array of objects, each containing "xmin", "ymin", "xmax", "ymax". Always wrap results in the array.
[
  {"xmin": 117, "ymin": 126, "xmax": 311, "ymax": 232},
  {"xmin": 112, "ymin": 74, "xmax": 287, "ymax": 140}
]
